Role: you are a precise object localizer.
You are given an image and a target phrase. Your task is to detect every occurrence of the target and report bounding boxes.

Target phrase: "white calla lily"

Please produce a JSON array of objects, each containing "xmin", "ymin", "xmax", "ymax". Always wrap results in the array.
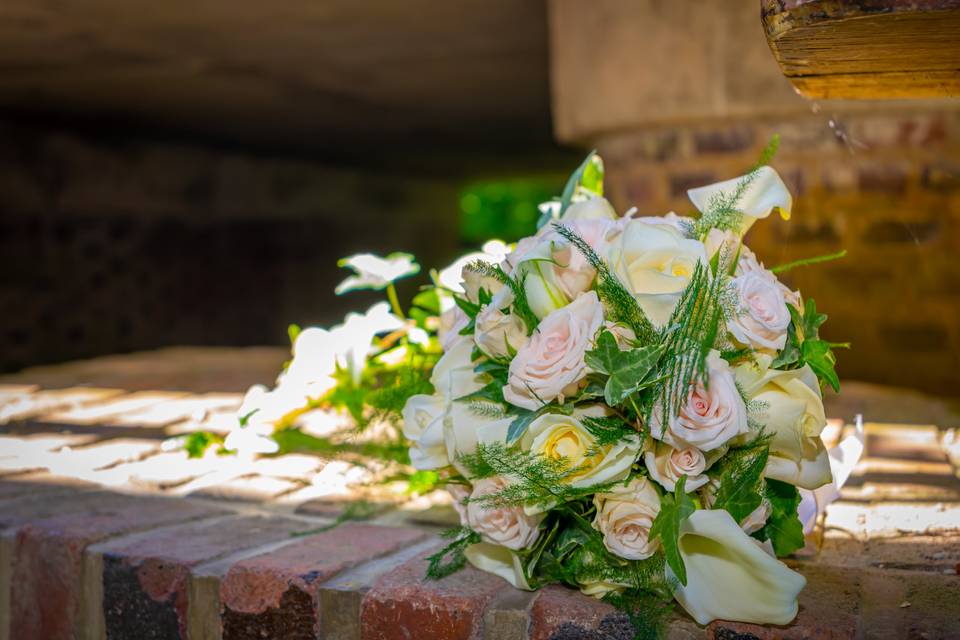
[
  {"xmin": 463, "ymin": 543, "xmax": 532, "ymax": 590},
  {"xmin": 669, "ymin": 510, "xmax": 806, "ymax": 626},
  {"xmin": 687, "ymin": 166, "xmax": 792, "ymax": 237}
]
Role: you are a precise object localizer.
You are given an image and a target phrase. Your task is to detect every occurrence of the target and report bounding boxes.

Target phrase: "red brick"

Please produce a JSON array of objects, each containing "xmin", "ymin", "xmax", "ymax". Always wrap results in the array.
[
  {"xmin": 9, "ymin": 494, "xmax": 223, "ymax": 640},
  {"xmin": 93, "ymin": 515, "xmax": 308, "ymax": 640},
  {"xmin": 529, "ymin": 584, "xmax": 625, "ymax": 640},
  {"xmin": 706, "ymin": 565, "xmax": 859, "ymax": 640},
  {"xmin": 360, "ymin": 547, "xmax": 507, "ymax": 640},
  {"xmin": 221, "ymin": 523, "xmax": 428, "ymax": 639}
]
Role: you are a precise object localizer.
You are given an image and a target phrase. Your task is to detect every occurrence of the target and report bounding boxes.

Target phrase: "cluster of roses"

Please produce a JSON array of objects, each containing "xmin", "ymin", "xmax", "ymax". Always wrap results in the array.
[{"xmin": 402, "ymin": 165, "xmax": 837, "ymax": 627}]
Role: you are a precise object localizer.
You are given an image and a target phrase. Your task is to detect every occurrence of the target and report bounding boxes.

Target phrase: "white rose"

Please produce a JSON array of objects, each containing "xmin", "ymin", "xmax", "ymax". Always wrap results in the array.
[
  {"xmin": 474, "ymin": 287, "xmax": 529, "ymax": 359},
  {"xmin": 650, "ymin": 351, "xmax": 749, "ymax": 452},
  {"xmin": 735, "ymin": 356, "xmax": 832, "ymax": 490},
  {"xmin": 728, "ymin": 271, "xmax": 791, "ymax": 351},
  {"xmin": 503, "ymin": 291, "xmax": 604, "ymax": 411},
  {"xmin": 669, "ymin": 509, "xmax": 806, "ymax": 625},
  {"xmin": 610, "ymin": 220, "xmax": 707, "ymax": 327},
  {"xmin": 461, "ymin": 263, "xmax": 504, "ymax": 304},
  {"xmin": 520, "ymin": 406, "xmax": 640, "ymax": 494},
  {"xmin": 411, "ymin": 338, "xmax": 512, "ymax": 473},
  {"xmin": 461, "ymin": 477, "xmax": 543, "ymax": 550},
  {"xmin": 560, "ymin": 196, "xmax": 618, "ymax": 223},
  {"xmin": 631, "ymin": 212, "xmax": 694, "ymax": 233},
  {"xmin": 592, "ymin": 476, "xmax": 661, "ymax": 560},
  {"xmin": 687, "ymin": 166, "xmax": 793, "ymax": 237},
  {"xmin": 644, "ymin": 440, "xmax": 710, "ymax": 493},
  {"xmin": 438, "ymin": 305, "xmax": 469, "ymax": 352},
  {"xmin": 401, "ymin": 394, "xmax": 448, "ymax": 469}
]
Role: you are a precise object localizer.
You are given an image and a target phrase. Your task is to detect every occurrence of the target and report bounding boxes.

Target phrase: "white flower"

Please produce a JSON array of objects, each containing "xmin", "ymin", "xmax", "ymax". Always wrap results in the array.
[
  {"xmin": 503, "ymin": 291, "xmax": 604, "ymax": 410},
  {"xmin": 650, "ymin": 351, "xmax": 749, "ymax": 452},
  {"xmin": 460, "ymin": 477, "xmax": 543, "ymax": 550},
  {"xmin": 728, "ymin": 271, "xmax": 791, "ymax": 351},
  {"xmin": 401, "ymin": 394, "xmax": 447, "ymax": 469},
  {"xmin": 520, "ymin": 406, "xmax": 640, "ymax": 495},
  {"xmin": 644, "ymin": 440, "xmax": 710, "ymax": 493},
  {"xmin": 687, "ymin": 166, "xmax": 792, "ymax": 237},
  {"xmin": 437, "ymin": 240, "xmax": 509, "ymax": 300},
  {"xmin": 328, "ymin": 303, "xmax": 405, "ymax": 384},
  {"xmin": 609, "ymin": 220, "xmax": 707, "ymax": 327},
  {"xmin": 560, "ymin": 196, "xmax": 618, "ymax": 223},
  {"xmin": 335, "ymin": 252, "xmax": 420, "ymax": 293},
  {"xmin": 669, "ymin": 509, "xmax": 806, "ymax": 625},
  {"xmin": 462, "ymin": 542, "xmax": 531, "ymax": 590},
  {"xmin": 592, "ymin": 476, "xmax": 661, "ymax": 560},
  {"xmin": 438, "ymin": 305, "xmax": 470, "ymax": 352},
  {"xmin": 474, "ymin": 287, "xmax": 529, "ymax": 359},
  {"xmin": 631, "ymin": 212, "xmax": 694, "ymax": 233},
  {"xmin": 735, "ymin": 356, "xmax": 832, "ymax": 490}
]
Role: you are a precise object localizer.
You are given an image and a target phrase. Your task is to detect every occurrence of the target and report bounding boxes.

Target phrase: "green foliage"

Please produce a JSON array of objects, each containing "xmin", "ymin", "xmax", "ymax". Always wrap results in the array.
[
  {"xmin": 582, "ymin": 415, "xmax": 637, "ymax": 451},
  {"xmin": 585, "ymin": 330, "xmax": 664, "ymax": 406},
  {"xmin": 770, "ymin": 249, "xmax": 847, "ymax": 275},
  {"xmin": 655, "ymin": 261, "xmax": 726, "ymax": 424},
  {"xmin": 772, "ymin": 298, "xmax": 848, "ymax": 392},
  {"xmin": 406, "ymin": 470, "xmax": 440, "ymax": 495},
  {"xmin": 604, "ymin": 589, "xmax": 676, "ymax": 640},
  {"xmin": 649, "ymin": 476, "xmax": 696, "ymax": 586},
  {"xmin": 272, "ymin": 426, "xmax": 409, "ymax": 464},
  {"xmin": 182, "ymin": 431, "xmax": 225, "ymax": 459},
  {"xmin": 409, "ymin": 288, "xmax": 441, "ymax": 329},
  {"xmin": 711, "ymin": 441, "xmax": 769, "ymax": 525},
  {"xmin": 457, "ymin": 442, "xmax": 618, "ymax": 509},
  {"xmin": 287, "ymin": 323, "xmax": 301, "ymax": 346},
  {"xmin": 537, "ymin": 151, "xmax": 604, "ymax": 229},
  {"xmin": 690, "ymin": 134, "xmax": 780, "ymax": 239},
  {"xmin": 459, "ymin": 178, "xmax": 560, "ymax": 243},
  {"xmin": 426, "ymin": 527, "xmax": 482, "ymax": 580},
  {"xmin": 366, "ymin": 366, "xmax": 435, "ymax": 422},
  {"xmin": 464, "ymin": 259, "xmax": 539, "ymax": 335},
  {"xmin": 550, "ymin": 223, "xmax": 657, "ymax": 344},
  {"xmin": 755, "ymin": 479, "xmax": 805, "ymax": 557}
]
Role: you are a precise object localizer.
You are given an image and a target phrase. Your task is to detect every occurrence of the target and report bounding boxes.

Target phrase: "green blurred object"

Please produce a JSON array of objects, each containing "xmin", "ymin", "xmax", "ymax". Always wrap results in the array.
[{"xmin": 459, "ymin": 177, "xmax": 563, "ymax": 243}]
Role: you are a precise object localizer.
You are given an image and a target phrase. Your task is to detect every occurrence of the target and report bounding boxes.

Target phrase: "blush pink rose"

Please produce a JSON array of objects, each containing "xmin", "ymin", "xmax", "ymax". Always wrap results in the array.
[
  {"xmin": 503, "ymin": 291, "xmax": 604, "ymax": 410},
  {"xmin": 728, "ymin": 271, "xmax": 791, "ymax": 351},
  {"xmin": 650, "ymin": 351, "xmax": 748, "ymax": 451}
]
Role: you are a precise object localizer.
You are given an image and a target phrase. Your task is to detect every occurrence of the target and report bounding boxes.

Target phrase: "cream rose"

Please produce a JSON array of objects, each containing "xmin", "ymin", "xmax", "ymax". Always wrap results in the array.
[
  {"xmin": 644, "ymin": 440, "xmax": 710, "ymax": 493},
  {"xmin": 401, "ymin": 393, "xmax": 448, "ymax": 469},
  {"xmin": 650, "ymin": 351, "xmax": 749, "ymax": 452},
  {"xmin": 592, "ymin": 476, "xmax": 661, "ymax": 560},
  {"xmin": 438, "ymin": 305, "xmax": 469, "ymax": 352},
  {"xmin": 609, "ymin": 220, "xmax": 707, "ymax": 327},
  {"xmin": 687, "ymin": 166, "xmax": 793, "ymax": 237},
  {"xmin": 669, "ymin": 509, "xmax": 806, "ymax": 625},
  {"xmin": 460, "ymin": 477, "xmax": 543, "ymax": 550},
  {"xmin": 735, "ymin": 356, "xmax": 832, "ymax": 490},
  {"xmin": 474, "ymin": 288, "xmax": 528, "ymax": 359},
  {"xmin": 503, "ymin": 291, "xmax": 604, "ymax": 411},
  {"xmin": 728, "ymin": 271, "xmax": 791, "ymax": 351},
  {"xmin": 461, "ymin": 263, "xmax": 504, "ymax": 304},
  {"xmin": 520, "ymin": 406, "xmax": 640, "ymax": 494},
  {"xmin": 560, "ymin": 196, "xmax": 617, "ymax": 223}
]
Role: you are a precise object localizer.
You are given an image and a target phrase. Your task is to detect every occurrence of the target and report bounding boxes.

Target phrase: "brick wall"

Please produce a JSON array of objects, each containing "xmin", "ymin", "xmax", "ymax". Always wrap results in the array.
[
  {"xmin": 596, "ymin": 111, "xmax": 960, "ymax": 396},
  {"xmin": 0, "ymin": 121, "xmax": 462, "ymax": 373}
]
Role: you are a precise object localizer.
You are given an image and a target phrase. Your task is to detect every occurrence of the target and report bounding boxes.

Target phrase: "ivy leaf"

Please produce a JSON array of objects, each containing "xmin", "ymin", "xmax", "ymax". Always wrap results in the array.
[
  {"xmin": 456, "ymin": 379, "xmax": 506, "ymax": 406},
  {"xmin": 801, "ymin": 339, "xmax": 840, "ymax": 392},
  {"xmin": 712, "ymin": 445, "xmax": 768, "ymax": 525},
  {"xmin": 537, "ymin": 151, "xmax": 603, "ymax": 229},
  {"xmin": 760, "ymin": 479, "xmax": 806, "ymax": 557},
  {"xmin": 506, "ymin": 407, "xmax": 537, "ymax": 443},
  {"xmin": 584, "ymin": 331, "xmax": 664, "ymax": 406},
  {"xmin": 649, "ymin": 475, "xmax": 695, "ymax": 586}
]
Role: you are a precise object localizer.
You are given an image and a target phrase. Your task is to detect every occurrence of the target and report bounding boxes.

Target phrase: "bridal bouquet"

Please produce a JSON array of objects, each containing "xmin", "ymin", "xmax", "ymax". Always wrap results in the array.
[{"xmin": 403, "ymin": 140, "xmax": 846, "ymax": 631}]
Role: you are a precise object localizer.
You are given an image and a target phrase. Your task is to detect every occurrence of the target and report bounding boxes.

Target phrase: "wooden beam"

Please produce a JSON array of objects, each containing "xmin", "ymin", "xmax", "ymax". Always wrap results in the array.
[{"xmin": 762, "ymin": 0, "xmax": 960, "ymax": 99}]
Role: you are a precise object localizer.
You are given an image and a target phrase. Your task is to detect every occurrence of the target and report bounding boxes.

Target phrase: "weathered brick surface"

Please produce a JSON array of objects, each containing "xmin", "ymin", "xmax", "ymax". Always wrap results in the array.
[
  {"xmin": 220, "ymin": 523, "xmax": 429, "ymax": 639},
  {"xmin": 9, "ymin": 495, "xmax": 224, "ymax": 640},
  {"xmin": 89, "ymin": 515, "xmax": 309, "ymax": 640},
  {"xmin": 360, "ymin": 548, "xmax": 507, "ymax": 640},
  {"xmin": 529, "ymin": 585, "xmax": 627, "ymax": 640}
]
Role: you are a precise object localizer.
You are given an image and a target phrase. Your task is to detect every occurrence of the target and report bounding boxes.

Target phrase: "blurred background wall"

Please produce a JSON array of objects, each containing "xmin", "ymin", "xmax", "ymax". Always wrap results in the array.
[{"xmin": 1, "ymin": 0, "xmax": 958, "ymax": 394}]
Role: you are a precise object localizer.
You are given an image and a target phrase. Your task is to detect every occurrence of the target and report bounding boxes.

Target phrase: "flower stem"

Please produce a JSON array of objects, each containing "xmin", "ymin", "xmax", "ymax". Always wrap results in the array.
[{"xmin": 387, "ymin": 283, "xmax": 406, "ymax": 319}]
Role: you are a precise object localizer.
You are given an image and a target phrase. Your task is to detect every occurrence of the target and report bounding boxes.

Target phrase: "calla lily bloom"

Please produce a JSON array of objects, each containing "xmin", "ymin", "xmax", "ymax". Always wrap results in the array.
[
  {"xmin": 687, "ymin": 166, "xmax": 792, "ymax": 237},
  {"xmin": 463, "ymin": 543, "xmax": 532, "ymax": 590},
  {"xmin": 669, "ymin": 509, "xmax": 806, "ymax": 626}
]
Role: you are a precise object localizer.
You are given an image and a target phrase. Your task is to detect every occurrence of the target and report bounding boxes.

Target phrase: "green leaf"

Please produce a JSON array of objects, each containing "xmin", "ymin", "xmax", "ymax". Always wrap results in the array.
[
  {"xmin": 537, "ymin": 151, "xmax": 602, "ymax": 229},
  {"xmin": 182, "ymin": 431, "xmax": 223, "ymax": 459},
  {"xmin": 761, "ymin": 479, "xmax": 806, "ymax": 557},
  {"xmin": 456, "ymin": 379, "xmax": 506, "ymax": 406},
  {"xmin": 426, "ymin": 527, "xmax": 482, "ymax": 580},
  {"xmin": 712, "ymin": 444, "xmax": 768, "ymax": 524},
  {"xmin": 649, "ymin": 476, "xmax": 695, "ymax": 586},
  {"xmin": 287, "ymin": 323, "xmax": 301, "ymax": 346},
  {"xmin": 506, "ymin": 408, "xmax": 537, "ymax": 443},
  {"xmin": 584, "ymin": 330, "xmax": 664, "ymax": 406}
]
